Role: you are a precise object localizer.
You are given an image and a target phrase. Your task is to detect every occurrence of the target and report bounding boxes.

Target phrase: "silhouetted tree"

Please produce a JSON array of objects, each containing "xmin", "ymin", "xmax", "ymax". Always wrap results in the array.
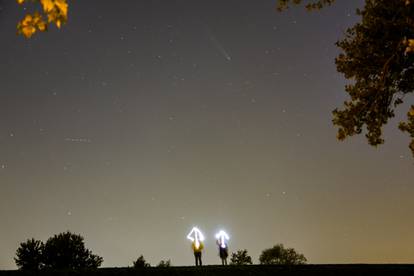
[
  {"xmin": 157, "ymin": 259, "xmax": 171, "ymax": 267},
  {"xmin": 230, "ymin": 249, "xmax": 252, "ymax": 265},
  {"xmin": 259, "ymin": 244, "xmax": 307, "ymax": 265},
  {"xmin": 15, "ymin": 238, "xmax": 44, "ymax": 270},
  {"xmin": 277, "ymin": 0, "xmax": 414, "ymax": 157},
  {"xmin": 133, "ymin": 255, "xmax": 150, "ymax": 268},
  {"xmin": 333, "ymin": 0, "xmax": 414, "ymax": 157},
  {"xmin": 42, "ymin": 231, "xmax": 103, "ymax": 270}
]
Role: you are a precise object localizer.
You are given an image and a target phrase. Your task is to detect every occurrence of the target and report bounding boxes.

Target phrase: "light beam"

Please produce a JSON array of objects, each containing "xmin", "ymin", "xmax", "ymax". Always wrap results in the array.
[
  {"xmin": 187, "ymin": 227, "xmax": 205, "ymax": 249},
  {"xmin": 215, "ymin": 230, "xmax": 230, "ymax": 248}
]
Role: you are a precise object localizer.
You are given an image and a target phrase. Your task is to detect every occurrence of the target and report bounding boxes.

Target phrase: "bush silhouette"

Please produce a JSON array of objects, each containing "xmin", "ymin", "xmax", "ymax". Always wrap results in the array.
[
  {"xmin": 259, "ymin": 244, "xmax": 307, "ymax": 265},
  {"xmin": 230, "ymin": 249, "xmax": 252, "ymax": 265},
  {"xmin": 15, "ymin": 238, "xmax": 44, "ymax": 270},
  {"xmin": 42, "ymin": 231, "xmax": 103, "ymax": 269},
  {"xmin": 133, "ymin": 255, "xmax": 150, "ymax": 268},
  {"xmin": 157, "ymin": 259, "xmax": 171, "ymax": 267}
]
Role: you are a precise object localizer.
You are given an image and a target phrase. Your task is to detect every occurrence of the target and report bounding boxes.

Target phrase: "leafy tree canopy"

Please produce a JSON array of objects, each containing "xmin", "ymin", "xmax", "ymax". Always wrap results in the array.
[
  {"xmin": 15, "ymin": 232, "xmax": 102, "ymax": 270},
  {"xmin": 230, "ymin": 249, "xmax": 253, "ymax": 265},
  {"xmin": 333, "ymin": 0, "xmax": 414, "ymax": 156},
  {"xmin": 278, "ymin": 0, "xmax": 414, "ymax": 157},
  {"xmin": 42, "ymin": 231, "xmax": 103, "ymax": 270},
  {"xmin": 14, "ymin": 238, "xmax": 44, "ymax": 271},
  {"xmin": 259, "ymin": 244, "xmax": 307, "ymax": 265}
]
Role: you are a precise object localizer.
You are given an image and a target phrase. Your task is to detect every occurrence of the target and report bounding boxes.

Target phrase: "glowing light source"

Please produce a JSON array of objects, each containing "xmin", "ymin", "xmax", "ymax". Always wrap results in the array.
[
  {"xmin": 187, "ymin": 227, "xmax": 205, "ymax": 249},
  {"xmin": 215, "ymin": 230, "xmax": 230, "ymax": 248}
]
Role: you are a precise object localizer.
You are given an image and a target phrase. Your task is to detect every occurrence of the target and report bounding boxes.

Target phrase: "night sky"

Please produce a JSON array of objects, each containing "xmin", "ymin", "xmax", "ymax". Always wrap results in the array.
[{"xmin": 1, "ymin": 0, "xmax": 414, "ymax": 269}]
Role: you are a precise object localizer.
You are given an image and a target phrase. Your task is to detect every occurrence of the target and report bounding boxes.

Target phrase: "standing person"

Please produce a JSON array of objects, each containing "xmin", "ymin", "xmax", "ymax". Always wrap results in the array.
[
  {"xmin": 187, "ymin": 227, "xmax": 205, "ymax": 266},
  {"xmin": 216, "ymin": 238, "xmax": 228, "ymax": 265},
  {"xmin": 192, "ymin": 239, "xmax": 204, "ymax": 266},
  {"xmin": 215, "ymin": 230, "xmax": 230, "ymax": 265}
]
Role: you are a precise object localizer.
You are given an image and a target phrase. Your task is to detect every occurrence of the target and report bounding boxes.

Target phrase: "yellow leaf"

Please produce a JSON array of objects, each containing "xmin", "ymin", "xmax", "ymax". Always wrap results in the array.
[
  {"xmin": 37, "ymin": 20, "xmax": 47, "ymax": 32},
  {"xmin": 22, "ymin": 25, "xmax": 36, "ymax": 38},
  {"xmin": 40, "ymin": 0, "xmax": 54, "ymax": 12},
  {"xmin": 17, "ymin": 0, "xmax": 68, "ymax": 38},
  {"xmin": 17, "ymin": 15, "xmax": 37, "ymax": 38},
  {"xmin": 55, "ymin": 0, "xmax": 68, "ymax": 18},
  {"xmin": 47, "ymin": 11, "xmax": 57, "ymax": 23}
]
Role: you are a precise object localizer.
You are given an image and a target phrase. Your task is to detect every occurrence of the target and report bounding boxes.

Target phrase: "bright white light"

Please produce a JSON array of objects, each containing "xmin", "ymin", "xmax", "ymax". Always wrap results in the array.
[
  {"xmin": 187, "ymin": 227, "xmax": 205, "ymax": 249},
  {"xmin": 215, "ymin": 230, "xmax": 230, "ymax": 248}
]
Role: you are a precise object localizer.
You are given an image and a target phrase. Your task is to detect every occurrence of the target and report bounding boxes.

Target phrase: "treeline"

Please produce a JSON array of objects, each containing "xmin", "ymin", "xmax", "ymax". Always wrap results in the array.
[{"xmin": 15, "ymin": 231, "xmax": 306, "ymax": 271}]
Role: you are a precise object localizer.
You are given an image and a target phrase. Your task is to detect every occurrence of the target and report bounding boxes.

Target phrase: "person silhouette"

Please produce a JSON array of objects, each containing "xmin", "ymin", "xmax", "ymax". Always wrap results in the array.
[
  {"xmin": 192, "ymin": 240, "xmax": 204, "ymax": 266},
  {"xmin": 216, "ymin": 238, "xmax": 229, "ymax": 265},
  {"xmin": 187, "ymin": 227, "xmax": 205, "ymax": 267}
]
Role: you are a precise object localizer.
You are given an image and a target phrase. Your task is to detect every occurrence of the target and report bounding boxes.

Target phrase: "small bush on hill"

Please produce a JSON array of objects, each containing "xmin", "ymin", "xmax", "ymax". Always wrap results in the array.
[
  {"xmin": 133, "ymin": 255, "xmax": 150, "ymax": 268},
  {"xmin": 230, "ymin": 249, "xmax": 252, "ymax": 265},
  {"xmin": 259, "ymin": 244, "xmax": 307, "ymax": 265}
]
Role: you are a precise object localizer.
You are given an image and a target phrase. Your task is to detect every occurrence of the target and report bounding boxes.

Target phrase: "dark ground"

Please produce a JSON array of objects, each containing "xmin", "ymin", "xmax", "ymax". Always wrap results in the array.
[{"xmin": 2, "ymin": 265, "xmax": 414, "ymax": 276}]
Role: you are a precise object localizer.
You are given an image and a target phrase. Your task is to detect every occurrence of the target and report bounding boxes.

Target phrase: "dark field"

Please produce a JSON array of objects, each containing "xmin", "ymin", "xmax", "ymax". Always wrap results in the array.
[{"xmin": 2, "ymin": 265, "xmax": 414, "ymax": 276}]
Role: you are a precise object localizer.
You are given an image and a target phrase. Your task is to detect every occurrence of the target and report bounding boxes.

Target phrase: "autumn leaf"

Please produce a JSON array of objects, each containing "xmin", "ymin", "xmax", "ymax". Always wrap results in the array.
[
  {"xmin": 40, "ymin": 0, "xmax": 54, "ymax": 12},
  {"xmin": 55, "ymin": 0, "xmax": 68, "ymax": 18},
  {"xmin": 17, "ymin": 14, "xmax": 36, "ymax": 38},
  {"xmin": 17, "ymin": 0, "xmax": 68, "ymax": 38}
]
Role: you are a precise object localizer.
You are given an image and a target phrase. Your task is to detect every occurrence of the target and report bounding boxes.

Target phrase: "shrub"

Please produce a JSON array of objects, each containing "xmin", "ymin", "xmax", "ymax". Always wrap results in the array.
[
  {"xmin": 259, "ymin": 244, "xmax": 307, "ymax": 265},
  {"xmin": 157, "ymin": 259, "xmax": 171, "ymax": 267},
  {"xmin": 230, "ymin": 249, "xmax": 252, "ymax": 265},
  {"xmin": 133, "ymin": 255, "xmax": 150, "ymax": 268},
  {"xmin": 15, "ymin": 238, "xmax": 44, "ymax": 270}
]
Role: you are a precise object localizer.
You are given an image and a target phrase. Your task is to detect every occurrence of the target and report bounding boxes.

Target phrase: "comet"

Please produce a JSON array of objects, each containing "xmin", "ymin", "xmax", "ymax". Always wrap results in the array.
[{"xmin": 205, "ymin": 26, "xmax": 232, "ymax": 61}]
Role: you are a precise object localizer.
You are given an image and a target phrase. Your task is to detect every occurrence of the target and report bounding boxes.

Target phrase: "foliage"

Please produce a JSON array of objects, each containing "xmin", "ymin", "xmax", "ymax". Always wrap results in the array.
[
  {"xmin": 230, "ymin": 249, "xmax": 253, "ymax": 265},
  {"xmin": 133, "ymin": 255, "xmax": 151, "ymax": 268},
  {"xmin": 399, "ymin": 106, "xmax": 414, "ymax": 154},
  {"xmin": 14, "ymin": 238, "xmax": 44, "ymax": 271},
  {"xmin": 332, "ymin": 0, "xmax": 414, "ymax": 157},
  {"xmin": 277, "ymin": 0, "xmax": 414, "ymax": 157},
  {"xmin": 16, "ymin": 0, "xmax": 68, "ymax": 38},
  {"xmin": 276, "ymin": 0, "xmax": 336, "ymax": 11},
  {"xmin": 42, "ymin": 231, "xmax": 103, "ymax": 270},
  {"xmin": 259, "ymin": 244, "xmax": 307, "ymax": 265},
  {"xmin": 157, "ymin": 259, "xmax": 171, "ymax": 267}
]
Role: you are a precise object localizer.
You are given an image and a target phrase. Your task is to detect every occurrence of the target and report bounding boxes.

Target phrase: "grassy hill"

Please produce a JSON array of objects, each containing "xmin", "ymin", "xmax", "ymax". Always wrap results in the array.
[{"xmin": 2, "ymin": 265, "xmax": 414, "ymax": 276}]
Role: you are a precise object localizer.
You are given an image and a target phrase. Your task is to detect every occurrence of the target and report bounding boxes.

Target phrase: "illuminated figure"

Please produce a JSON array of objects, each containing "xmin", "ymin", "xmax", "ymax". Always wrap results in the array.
[
  {"xmin": 215, "ymin": 230, "xmax": 230, "ymax": 265},
  {"xmin": 187, "ymin": 227, "xmax": 205, "ymax": 266}
]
